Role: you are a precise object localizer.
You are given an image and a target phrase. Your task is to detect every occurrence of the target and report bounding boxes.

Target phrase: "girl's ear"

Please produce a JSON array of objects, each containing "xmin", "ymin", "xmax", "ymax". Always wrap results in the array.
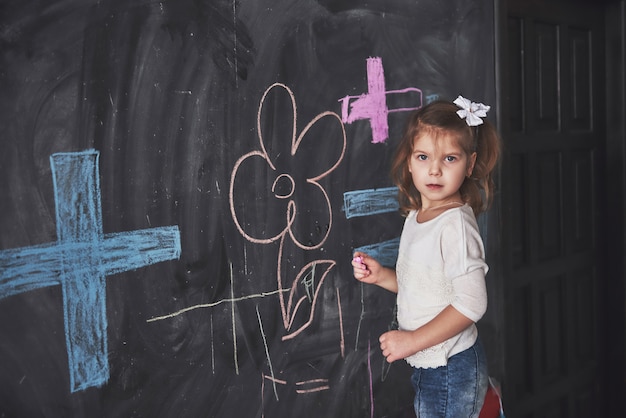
[{"xmin": 467, "ymin": 152, "xmax": 477, "ymax": 176}]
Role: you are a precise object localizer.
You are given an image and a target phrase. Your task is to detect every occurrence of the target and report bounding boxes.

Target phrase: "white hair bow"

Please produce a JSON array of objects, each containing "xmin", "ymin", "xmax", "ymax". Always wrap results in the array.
[{"xmin": 454, "ymin": 95, "xmax": 490, "ymax": 126}]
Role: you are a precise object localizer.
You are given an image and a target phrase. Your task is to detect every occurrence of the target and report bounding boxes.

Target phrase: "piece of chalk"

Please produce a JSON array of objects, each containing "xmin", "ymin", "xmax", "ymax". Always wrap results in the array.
[{"xmin": 353, "ymin": 256, "xmax": 363, "ymax": 264}]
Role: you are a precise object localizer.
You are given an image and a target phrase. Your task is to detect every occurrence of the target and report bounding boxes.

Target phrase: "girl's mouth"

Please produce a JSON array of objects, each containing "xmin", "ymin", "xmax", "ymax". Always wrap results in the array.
[{"xmin": 426, "ymin": 184, "xmax": 443, "ymax": 190}]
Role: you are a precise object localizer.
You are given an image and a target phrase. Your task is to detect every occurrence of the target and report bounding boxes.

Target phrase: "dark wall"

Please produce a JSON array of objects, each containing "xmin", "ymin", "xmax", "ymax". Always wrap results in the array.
[{"xmin": 0, "ymin": 1, "xmax": 496, "ymax": 416}]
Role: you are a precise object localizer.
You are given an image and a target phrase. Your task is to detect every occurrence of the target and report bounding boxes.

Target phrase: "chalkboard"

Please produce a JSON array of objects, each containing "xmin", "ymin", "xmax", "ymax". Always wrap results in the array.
[{"xmin": 0, "ymin": 1, "xmax": 496, "ymax": 416}]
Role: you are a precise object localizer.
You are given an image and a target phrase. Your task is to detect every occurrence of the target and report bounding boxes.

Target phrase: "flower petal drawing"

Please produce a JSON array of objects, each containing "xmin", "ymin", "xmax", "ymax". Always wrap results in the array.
[{"xmin": 230, "ymin": 150, "xmax": 293, "ymax": 244}]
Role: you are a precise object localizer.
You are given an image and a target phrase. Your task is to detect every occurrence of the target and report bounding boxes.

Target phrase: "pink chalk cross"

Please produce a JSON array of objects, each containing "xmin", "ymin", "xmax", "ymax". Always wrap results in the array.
[{"xmin": 339, "ymin": 57, "xmax": 422, "ymax": 143}]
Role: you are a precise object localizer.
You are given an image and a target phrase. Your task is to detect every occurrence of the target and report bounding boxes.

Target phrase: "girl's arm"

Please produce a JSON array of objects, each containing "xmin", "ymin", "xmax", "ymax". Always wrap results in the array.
[
  {"xmin": 352, "ymin": 251, "xmax": 398, "ymax": 293},
  {"xmin": 379, "ymin": 305, "xmax": 474, "ymax": 363}
]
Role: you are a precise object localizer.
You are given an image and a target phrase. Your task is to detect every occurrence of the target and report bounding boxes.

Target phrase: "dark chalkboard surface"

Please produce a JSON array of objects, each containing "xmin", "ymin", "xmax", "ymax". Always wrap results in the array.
[{"xmin": 0, "ymin": 0, "xmax": 496, "ymax": 416}]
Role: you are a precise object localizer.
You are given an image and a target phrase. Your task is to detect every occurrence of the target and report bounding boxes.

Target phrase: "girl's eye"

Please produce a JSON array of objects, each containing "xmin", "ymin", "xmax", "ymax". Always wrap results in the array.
[
  {"xmin": 417, "ymin": 154, "xmax": 427, "ymax": 161},
  {"xmin": 444, "ymin": 156, "xmax": 457, "ymax": 162}
]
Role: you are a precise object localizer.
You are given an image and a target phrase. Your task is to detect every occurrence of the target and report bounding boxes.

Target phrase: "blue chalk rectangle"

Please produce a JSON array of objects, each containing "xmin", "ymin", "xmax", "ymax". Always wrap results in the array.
[{"xmin": 343, "ymin": 187, "xmax": 399, "ymax": 219}]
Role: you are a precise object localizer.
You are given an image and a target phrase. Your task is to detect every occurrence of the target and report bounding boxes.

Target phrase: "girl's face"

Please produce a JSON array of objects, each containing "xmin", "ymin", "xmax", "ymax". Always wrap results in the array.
[{"xmin": 408, "ymin": 130, "xmax": 476, "ymax": 208}]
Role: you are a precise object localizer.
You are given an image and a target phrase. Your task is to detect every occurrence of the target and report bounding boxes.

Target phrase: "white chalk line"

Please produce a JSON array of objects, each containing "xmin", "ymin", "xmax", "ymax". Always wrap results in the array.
[{"xmin": 146, "ymin": 288, "xmax": 292, "ymax": 323}]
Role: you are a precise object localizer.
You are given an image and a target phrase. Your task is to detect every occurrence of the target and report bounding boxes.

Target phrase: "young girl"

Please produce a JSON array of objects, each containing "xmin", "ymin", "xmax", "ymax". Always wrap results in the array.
[{"xmin": 352, "ymin": 96, "xmax": 500, "ymax": 417}]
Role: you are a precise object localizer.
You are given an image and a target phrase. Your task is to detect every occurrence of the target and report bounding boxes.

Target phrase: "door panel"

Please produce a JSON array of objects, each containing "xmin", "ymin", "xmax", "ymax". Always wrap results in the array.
[
  {"xmin": 569, "ymin": 151, "xmax": 593, "ymax": 251},
  {"xmin": 533, "ymin": 22, "xmax": 559, "ymax": 131},
  {"xmin": 567, "ymin": 29, "xmax": 592, "ymax": 131},
  {"xmin": 536, "ymin": 151, "xmax": 562, "ymax": 261}
]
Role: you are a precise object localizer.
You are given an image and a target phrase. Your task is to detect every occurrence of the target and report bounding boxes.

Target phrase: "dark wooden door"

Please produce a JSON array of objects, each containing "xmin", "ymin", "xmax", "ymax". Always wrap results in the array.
[{"xmin": 501, "ymin": 1, "xmax": 607, "ymax": 416}]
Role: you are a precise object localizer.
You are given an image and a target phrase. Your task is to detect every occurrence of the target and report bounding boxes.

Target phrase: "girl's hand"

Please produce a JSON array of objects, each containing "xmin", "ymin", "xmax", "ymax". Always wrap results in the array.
[
  {"xmin": 351, "ymin": 252, "xmax": 398, "ymax": 293},
  {"xmin": 379, "ymin": 330, "xmax": 418, "ymax": 363},
  {"xmin": 379, "ymin": 306, "xmax": 476, "ymax": 363},
  {"xmin": 351, "ymin": 252, "xmax": 378, "ymax": 284}
]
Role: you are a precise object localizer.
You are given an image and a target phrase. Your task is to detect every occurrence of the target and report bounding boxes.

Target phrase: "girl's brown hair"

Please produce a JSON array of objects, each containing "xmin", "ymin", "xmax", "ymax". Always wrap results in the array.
[{"xmin": 390, "ymin": 100, "xmax": 500, "ymax": 216}]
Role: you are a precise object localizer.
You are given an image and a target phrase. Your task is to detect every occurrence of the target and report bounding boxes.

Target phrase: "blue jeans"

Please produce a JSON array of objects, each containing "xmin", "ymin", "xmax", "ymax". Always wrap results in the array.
[{"xmin": 410, "ymin": 339, "xmax": 488, "ymax": 418}]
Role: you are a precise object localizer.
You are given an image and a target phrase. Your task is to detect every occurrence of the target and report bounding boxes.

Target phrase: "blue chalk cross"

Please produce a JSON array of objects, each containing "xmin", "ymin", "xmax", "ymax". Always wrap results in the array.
[{"xmin": 0, "ymin": 150, "xmax": 181, "ymax": 392}]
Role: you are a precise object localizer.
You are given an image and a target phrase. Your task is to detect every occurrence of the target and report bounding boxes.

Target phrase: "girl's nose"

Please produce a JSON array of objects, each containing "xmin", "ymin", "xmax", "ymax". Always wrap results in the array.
[{"xmin": 429, "ymin": 161, "xmax": 441, "ymax": 176}]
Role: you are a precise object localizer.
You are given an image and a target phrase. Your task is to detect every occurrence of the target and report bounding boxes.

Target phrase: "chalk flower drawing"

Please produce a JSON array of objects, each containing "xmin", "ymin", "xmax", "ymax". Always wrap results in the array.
[
  {"xmin": 230, "ymin": 82, "xmax": 346, "ymax": 249},
  {"xmin": 229, "ymin": 82, "xmax": 346, "ymax": 340}
]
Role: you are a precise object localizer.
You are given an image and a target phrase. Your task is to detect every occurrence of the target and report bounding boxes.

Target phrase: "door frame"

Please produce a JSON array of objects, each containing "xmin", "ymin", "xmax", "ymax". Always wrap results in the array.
[{"xmin": 602, "ymin": 1, "xmax": 626, "ymax": 415}]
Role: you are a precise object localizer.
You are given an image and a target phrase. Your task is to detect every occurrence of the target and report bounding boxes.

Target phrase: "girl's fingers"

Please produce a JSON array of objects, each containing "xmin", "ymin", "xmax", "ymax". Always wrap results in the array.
[
  {"xmin": 352, "ymin": 255, "xmax": 364, "ymax": 267},
  {"xmin": 352, "ymin": 253, "xmax": 369, "ymax": 270}
]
